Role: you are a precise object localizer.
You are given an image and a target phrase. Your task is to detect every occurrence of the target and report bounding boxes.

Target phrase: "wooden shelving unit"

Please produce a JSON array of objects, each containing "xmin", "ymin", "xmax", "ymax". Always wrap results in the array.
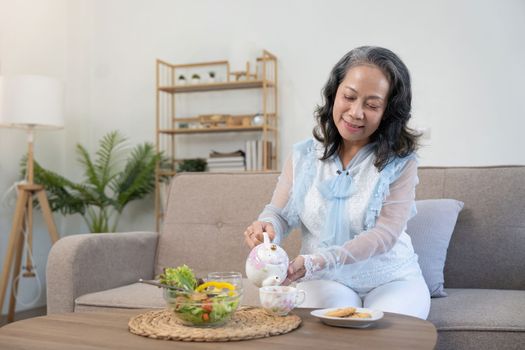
[
  {"xmin": 155, "ymin": 50, "xmax": 279, "ymax": 227},
  {"xmin": 159, "ymin": 126, "xmax": 270, "ymax": 134},
  {"xmin": 158, "ymin": 80, "xmax": 274, "ymax": 93}
]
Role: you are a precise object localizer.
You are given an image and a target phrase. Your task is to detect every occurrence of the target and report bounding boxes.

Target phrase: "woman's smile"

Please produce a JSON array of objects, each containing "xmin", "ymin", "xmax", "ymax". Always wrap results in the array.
[{"xmin": 342, "ymin": 119, "xmax": 364, "ymax": 133}]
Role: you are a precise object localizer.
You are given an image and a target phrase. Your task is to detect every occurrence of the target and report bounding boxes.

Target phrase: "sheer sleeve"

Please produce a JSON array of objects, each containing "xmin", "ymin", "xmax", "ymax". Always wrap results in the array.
[
  {"xmin": 257, "ymin": 154, "xmax": 294, "ymax": 244},
  {"xmin": 301, "ymin": 158, "xmax": 418, "ymax": 280}
]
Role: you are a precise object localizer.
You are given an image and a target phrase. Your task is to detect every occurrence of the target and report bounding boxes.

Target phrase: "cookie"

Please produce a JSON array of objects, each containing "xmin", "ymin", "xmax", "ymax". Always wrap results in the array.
[{"xmin": 325, "ymin": 307, "xmax": 357, "ymax": 318}]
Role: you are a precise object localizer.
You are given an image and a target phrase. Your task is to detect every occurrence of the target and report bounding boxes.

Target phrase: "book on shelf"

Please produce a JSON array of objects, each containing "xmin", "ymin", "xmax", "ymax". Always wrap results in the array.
[
  {"xmin": 245, "ymin": 139, "xmax": 272, "ymax": 171},
  {"xmin": 246, "ymin": 141, "xmax": 253, "ymax": 171},
  {"xmin": 207, "ymin": 149, "xmax": 246, "ymax": 171},
  {"xmin": 207, "ymin": 156, "xmax": 245, "ymax": 163},
  {"xmin": 208, "ymin": 164, "xmax": 246, "ymax": 171},
  {"xmin": 208, "ymin": 166, "xmax": 246, "ymax": 172},
  {"xmin": 208, "ymin": 161, "xmax": 245, "ymax": 168},
  {"xmin": 209, "ymin": 149, "xmax": 245, "ymax": 158},
  {"xmin": 256, "ymin": 140, "xmax": 263, "ymax": 170},
  {"xmin": 208, "ymin": 164, "xmax": 245, "ymax": 168}
]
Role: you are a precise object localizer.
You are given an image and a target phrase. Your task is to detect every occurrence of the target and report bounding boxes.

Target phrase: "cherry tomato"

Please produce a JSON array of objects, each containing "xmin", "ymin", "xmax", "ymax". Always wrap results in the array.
[{"xmin": 202, "ymin": 303, "xmax": 213, "ymax": 313}]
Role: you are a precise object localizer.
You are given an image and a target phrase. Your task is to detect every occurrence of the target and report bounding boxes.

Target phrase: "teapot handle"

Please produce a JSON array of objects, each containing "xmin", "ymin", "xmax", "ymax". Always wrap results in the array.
[{"xmin": 262, "ymin": 231, "xmax": 270, "ymax": 245}]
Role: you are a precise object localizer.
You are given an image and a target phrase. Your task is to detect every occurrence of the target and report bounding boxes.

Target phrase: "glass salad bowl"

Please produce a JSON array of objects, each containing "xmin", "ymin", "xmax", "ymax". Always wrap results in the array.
[{"xmin": 163, "ymin": 284, "xmax": 242, "ymax": 327}]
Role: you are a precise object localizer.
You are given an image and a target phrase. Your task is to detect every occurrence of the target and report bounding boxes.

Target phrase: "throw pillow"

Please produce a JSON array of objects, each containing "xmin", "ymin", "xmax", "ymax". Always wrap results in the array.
[{"xmin": 406, "ymin": 199, "xmax": 464, "ymax": 297}]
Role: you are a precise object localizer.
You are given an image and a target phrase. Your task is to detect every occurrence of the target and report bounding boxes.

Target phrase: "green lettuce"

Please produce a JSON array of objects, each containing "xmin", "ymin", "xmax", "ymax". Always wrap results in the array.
[{"xmin": 157, "ymin": 264, "xmax": 197, "ymax": 292}]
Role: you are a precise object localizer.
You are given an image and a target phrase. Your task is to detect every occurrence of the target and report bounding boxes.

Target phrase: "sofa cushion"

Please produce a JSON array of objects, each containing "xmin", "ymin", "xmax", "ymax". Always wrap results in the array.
[
  {"xmin": 434, "ymin": 331, "xmax": 524, "ymax": 350},
  {"xmin": 75, "ymin": 279, "xmax": 261, "ymax": 312},
  {"xmin": 417, "ymin": 166, "xmax": 525, "ymax": 290},
  {"xmin": 155, "ymin": 173, "xmax": 301, "ymax": 277},
  {"xmin": 407, "ymin": 199, "xmax": 464, "ymax": 297},
  {"xmin": 429, "ymin": 288, "xmax": 525, "ymax": 331},
  {"xmin": 429, "ymin": 288, "xmax": 525, "ymax": 350},
  {"xmin": 75, "ymin": 283, "xmax": 165, "ymax": 311}
]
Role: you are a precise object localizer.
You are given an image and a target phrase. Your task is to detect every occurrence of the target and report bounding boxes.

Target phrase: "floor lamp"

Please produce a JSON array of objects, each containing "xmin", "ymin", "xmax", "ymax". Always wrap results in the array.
[{"xmin": 0, "ymin": 75, "xmax": 64, "ymax": 323}]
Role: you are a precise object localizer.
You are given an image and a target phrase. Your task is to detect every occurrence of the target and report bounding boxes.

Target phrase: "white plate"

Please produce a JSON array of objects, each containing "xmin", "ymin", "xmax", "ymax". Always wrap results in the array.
[{"xmin": 310, "ymin": 307, "xmax": 384, "ymax": 328}]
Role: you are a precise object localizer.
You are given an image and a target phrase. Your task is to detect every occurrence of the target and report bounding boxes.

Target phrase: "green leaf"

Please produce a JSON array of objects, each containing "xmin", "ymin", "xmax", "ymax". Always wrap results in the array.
[
  {"xmin": 157, "ymin": 265, "xmax": 197, "ymax": 292},
  {"xmin": 111, "ymin": 143, "xmax": 160, "ymax": 211},
  {"xmin": 76, "ymin": 144, "xmax": 102, "ymax": 192},
  {"xmin": 94, "ymin": 131, "xmax": 127, "ymax": 191},
  {"xmin": 24, "ymin": 131, "xmax": 162, "ymax": 233},
  {"xmin": 22, "ymin": 158, "xmax": 88, "ymax": 215}
]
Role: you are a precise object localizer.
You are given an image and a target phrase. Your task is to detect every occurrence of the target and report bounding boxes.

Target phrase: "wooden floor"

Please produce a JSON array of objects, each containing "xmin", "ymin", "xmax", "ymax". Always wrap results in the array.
[{"xmin": 0, "ymin": 306, "xmax": 46, "ymax": 327}]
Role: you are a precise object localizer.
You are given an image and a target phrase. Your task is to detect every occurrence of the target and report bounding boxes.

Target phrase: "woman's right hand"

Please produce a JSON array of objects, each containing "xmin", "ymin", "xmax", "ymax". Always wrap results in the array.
[{"xmin": 243, "ymin": 221, "xmax": 276, "ymax": 249}]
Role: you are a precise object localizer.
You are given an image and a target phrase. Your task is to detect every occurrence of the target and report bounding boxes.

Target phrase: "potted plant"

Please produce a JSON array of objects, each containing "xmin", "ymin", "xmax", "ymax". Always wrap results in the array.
[
  {"xmin": 191, "ymin": 73, "xmax": 201, "ymax": 84},
  {"xmin": 176, "ymin": 158, "xmax": 207, "ymax": 172},
  {"xmin": 177, "ymin": 74, "xmax": 187, "ymax": 85},
  {"xmin": 208, "ymin": 71, "xmax": 216, "ymax": 83},
  {"xmin": 23, "ymin": 131, "xmax": 165, "ymax": 233}
]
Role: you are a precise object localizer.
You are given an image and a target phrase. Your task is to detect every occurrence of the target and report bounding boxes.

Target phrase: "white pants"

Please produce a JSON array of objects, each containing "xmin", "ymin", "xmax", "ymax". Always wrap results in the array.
[{"xmin": 296, "ymin": 276, "xmax": 431, "ymax": 320}]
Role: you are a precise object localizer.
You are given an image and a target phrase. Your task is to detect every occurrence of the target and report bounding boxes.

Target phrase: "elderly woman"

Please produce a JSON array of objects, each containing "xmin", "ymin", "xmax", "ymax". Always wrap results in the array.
[{"xmin": 244, "ymin": 46, "xmax": 430, "ymax": 319}]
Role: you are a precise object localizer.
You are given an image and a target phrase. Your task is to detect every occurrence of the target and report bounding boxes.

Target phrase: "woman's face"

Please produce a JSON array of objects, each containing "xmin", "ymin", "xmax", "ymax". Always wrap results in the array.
[{"xmin": 332, "ymin": 65, "xmax": 390, "ymax": 149}]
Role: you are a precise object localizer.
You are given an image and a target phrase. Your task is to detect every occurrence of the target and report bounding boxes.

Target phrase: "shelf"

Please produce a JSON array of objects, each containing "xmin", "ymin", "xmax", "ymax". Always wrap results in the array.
[
  {"xmin": 155, "ymin": 50, "xmax": 278, "ymax": 230},
  {"xmin": 159, "ymin": 125, "xmax": 277, "ymax": 134},
  {"xmin": 158, "ymin": 170, "xmax": 176, "ymax": 176},
  {"xmin": 173, "ymin": 113, "xmax": 276, "ymax": 124},
  {"xmin": 158, "ymin": 169, "xmax": 279, "ymax": 177},
  {"xmin": 158, "ymin": 80, "xmax": 274, "ymax": 93}
]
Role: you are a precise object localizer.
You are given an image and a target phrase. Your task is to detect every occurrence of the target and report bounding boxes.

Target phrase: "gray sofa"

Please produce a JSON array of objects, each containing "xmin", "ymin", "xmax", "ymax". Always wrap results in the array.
[{"xmin": 47, "ymin": 167, "xmax": 525, "ymax": 350}]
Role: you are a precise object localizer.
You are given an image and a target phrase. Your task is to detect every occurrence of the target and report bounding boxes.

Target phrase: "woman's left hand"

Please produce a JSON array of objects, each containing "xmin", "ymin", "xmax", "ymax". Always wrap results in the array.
[{"xmin": 282, "ymin": 255, "xmax": 306, "ymax": 285}]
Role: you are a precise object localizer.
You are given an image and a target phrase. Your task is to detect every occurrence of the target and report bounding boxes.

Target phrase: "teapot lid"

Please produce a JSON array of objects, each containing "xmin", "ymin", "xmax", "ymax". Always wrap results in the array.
[{"xmin": 256, "ymin": 232, "xmax": 289, "ymax": 265}]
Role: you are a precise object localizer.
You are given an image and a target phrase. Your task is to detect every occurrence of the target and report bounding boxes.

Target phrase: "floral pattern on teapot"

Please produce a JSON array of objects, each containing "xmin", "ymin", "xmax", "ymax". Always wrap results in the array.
[{"xmin": 245, "ymin": 232, "xmax": 289, "ymax": 287}]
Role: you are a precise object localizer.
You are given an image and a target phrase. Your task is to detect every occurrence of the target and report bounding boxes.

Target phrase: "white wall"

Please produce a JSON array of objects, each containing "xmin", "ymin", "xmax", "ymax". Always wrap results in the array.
[
  {"xmin": 0, "ymin": 0, "xmax": 67, "ymax": 314},
  {"xmin": 1, "ymin": 0, "xmax": 524, "ymax": 314}
]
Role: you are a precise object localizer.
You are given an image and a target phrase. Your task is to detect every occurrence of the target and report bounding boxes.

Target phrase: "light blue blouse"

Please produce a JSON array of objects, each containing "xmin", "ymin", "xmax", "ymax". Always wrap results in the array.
[{"xmin": 259, "ymin": 138, "xmax": 422, "ymax": 290}]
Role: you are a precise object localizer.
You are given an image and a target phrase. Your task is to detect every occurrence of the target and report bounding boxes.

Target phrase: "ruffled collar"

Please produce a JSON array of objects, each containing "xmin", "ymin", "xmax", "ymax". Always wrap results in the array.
[
  {"xmin": 316, "ymin": 142, "xmax": 376, "ymax": 246},
  {"xmin": 332, "ymin": 142, "xmax": 376, "ymax": 173}
]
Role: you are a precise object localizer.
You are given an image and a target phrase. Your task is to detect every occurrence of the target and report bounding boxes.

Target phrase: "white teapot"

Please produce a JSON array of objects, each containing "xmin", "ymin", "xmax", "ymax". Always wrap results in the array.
[{"xmin": 245, "ymin": 232, "xmax": 289, "ymax": 287}]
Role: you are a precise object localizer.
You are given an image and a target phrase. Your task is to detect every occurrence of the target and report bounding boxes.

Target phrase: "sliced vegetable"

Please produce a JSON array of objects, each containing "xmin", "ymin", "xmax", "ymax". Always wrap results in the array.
[
  {"xmin": 157, "ymin": 265, "xmax": 198, "ymax": 292},
  {"xmin": 195, "ymin": 281, "xmax": 235, "ymax": 293},
  {"xmin": 202, "ymin": 302, "xmax": 213, "ymax": 312}
]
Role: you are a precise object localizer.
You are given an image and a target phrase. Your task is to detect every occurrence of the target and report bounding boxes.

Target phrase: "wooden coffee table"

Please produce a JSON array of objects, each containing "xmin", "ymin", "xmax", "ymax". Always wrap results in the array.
[{"xmin": 0, "ymin": 308, "xmax": 437, "ymax": 349}]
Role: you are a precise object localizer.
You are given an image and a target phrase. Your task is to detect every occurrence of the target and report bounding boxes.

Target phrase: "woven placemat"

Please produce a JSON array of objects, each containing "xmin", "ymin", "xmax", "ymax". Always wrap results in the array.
[{"xmin": 128, "ymin": 307, "xmax": 302, "ymax": 342}]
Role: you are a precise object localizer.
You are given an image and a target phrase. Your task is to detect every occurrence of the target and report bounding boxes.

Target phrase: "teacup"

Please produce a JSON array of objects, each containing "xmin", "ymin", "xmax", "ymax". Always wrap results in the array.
[{"xmin": 259, "ymin": 286, "xmax": 306, "ymax": 316}]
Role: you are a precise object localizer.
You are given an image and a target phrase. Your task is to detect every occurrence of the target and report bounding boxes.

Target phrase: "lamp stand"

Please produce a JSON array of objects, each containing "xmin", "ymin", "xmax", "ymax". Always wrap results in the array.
[{"xmin": 0, "ymin": 129, "xmax": 60, "ymax": 323}]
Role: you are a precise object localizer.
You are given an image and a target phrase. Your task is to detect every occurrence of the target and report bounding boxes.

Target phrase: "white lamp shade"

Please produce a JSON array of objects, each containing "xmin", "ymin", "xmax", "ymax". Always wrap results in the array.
[{"xmin": 0, "ymin": 75, "xmax": 64, "ymax": 129}]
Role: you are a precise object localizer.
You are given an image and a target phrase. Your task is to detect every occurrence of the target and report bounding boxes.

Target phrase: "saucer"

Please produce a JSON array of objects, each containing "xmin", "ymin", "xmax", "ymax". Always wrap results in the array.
[{"xmin": 310, "ymin": 307, "xmax": 383, "ymax": 328}]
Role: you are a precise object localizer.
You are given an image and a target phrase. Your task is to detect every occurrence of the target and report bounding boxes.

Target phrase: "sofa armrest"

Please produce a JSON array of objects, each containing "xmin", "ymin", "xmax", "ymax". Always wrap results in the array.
[{"xmin": 46, "ymin": 231, "xmax": 158, "ymax": 314}]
